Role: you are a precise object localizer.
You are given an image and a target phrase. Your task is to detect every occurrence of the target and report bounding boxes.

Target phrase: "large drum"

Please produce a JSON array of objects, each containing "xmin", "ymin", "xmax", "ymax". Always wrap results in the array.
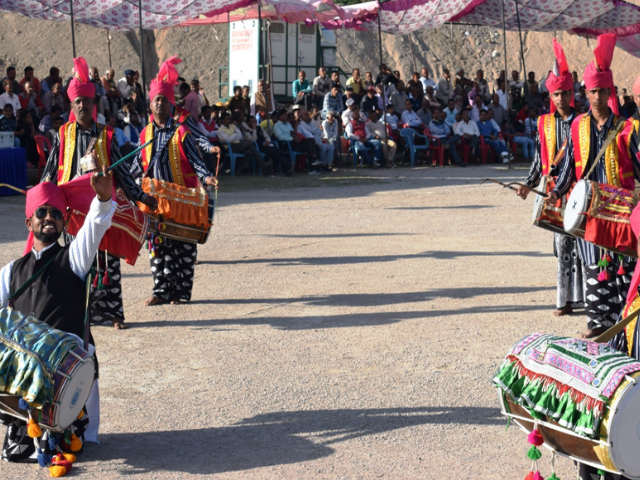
[
  {"xmin": 494, "ymin": 333, "xmax": 640, "ymax": 478},
  {"xmin": 66, "ymin": 188, "xmax": 148, "ymax": 265},
  {"xmin": 0, "ymin": 307, "xmax": 95, "ymax": 432},
  {"xmin": 564, "ymin": 180, "xmax": 638, "ymax": 257},
  {"xmin": 531, "ymin": 176, "xmax": 565, "ymax": 234},
  {"xmin": 138, "ymin": 177, "xmax": 215, "ymax": 244}
]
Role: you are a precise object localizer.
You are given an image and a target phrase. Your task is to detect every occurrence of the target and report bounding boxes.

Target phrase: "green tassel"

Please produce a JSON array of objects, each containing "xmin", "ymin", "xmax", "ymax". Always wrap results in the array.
[
  {"xmin": 97, "ymin": 274, "xmax": 103, "ymax": 290},
  {"xmin": 548, "ymin": 474, "xmax": 560, "ymax": 480},
  {"xmin": 527, "ymin": 445, "xmax": 542, "ymax": 460},
  {"xmin": 598, "ymin": 258, "xmax": 607, "ymax": 268}
]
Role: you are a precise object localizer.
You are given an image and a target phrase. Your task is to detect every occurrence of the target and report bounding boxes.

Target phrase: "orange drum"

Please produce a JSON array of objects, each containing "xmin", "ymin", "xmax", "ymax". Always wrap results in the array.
[{"xmin": 138, "ymin": 177, "xmax": 214, "ymax": 244}]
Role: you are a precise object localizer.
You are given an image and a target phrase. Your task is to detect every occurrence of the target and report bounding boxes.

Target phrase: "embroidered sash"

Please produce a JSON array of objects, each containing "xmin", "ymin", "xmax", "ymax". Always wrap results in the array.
[
  {"xmin": 140, "ymin": 123, "xmax": 197, "ymax": 188},
  {"xmin": 537, "ymin": 113, "xmax": 556, "ymax": 175},
  {"xmin": 57, "ymin": 122, "xmax": 112, "ymax": 184}
]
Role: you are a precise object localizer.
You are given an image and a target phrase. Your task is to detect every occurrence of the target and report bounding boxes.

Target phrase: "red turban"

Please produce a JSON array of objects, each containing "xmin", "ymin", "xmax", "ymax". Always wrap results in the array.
[
  {"xmin": 545, "ymin": 39, "xmax": 574, "ymax": 113},
  {"xmin": 583, "ymin": 33, "xmax": 619, "ymax": 115},
  {"xmin": 67, "ymin": 57, "xmax": 96, "ymax": 122},
  {"xmin": 149, "ymin": 56, "xmax": 182, "ymax": 105},
  {"xmin": 25, "ymin": 182, "xmax": 67, "ymax": 219}
]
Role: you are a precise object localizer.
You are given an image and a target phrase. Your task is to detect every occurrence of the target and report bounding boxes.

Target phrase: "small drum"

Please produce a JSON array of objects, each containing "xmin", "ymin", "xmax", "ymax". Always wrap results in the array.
[
  {"xmin": 67, "ymin": 188, "xmax": 148, "ymax": 265},
  {"xmin": 495, "ymin": 333, "xmax": 640, "ymax": 478},
  {"xmin": 138, "ymin": 177, "xmax": 215, "ymax": 244},
  {"xmin": 531, "ymin": 176, "xmax": 565, "ymax": 234},
  {"xmin": 564, "ymin": 180, "xmax": 638, "ymax": 257},
  {"xmin": 0, "ymin": 307, "xmax": 95, "ymax": 432}
]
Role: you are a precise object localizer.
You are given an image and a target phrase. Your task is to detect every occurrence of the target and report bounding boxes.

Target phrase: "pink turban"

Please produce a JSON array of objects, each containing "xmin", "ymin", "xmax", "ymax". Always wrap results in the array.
[
  {"xmin": 545, "ymin": 39, "xmax": 575, "ymax": 113},
  {"xmin": 67, "ymin": 57, "xmax": 96, "ymax": 123},
  {"xmin": 149, "ymin": 56, "xmax": 182, "ymax": 105},
  {"xmin": 583, "ymin": 33, "xmax": 619, "ymax": 115},
  {"xmin": 25, "ymin": 182, "xmax": 67, "ymax": 219}
]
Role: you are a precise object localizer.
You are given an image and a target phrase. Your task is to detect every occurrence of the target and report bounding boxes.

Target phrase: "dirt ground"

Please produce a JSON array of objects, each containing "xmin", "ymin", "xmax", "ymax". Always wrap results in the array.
[{"xmin": 0, "ymin": 165, "xmax": 588, "ymax": 479}]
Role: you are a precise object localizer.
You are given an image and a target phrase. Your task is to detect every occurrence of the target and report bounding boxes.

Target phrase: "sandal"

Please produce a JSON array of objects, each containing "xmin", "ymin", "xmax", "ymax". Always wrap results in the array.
[
  {"xmin": 553, "ymin": 305, "xmax": 572, "ymax": 317},
  {"xmin": 145, "ymin": 296, "xmax": 168, "ymax": 306},
  {"xmin": 113, "ymin": 321, "xmax": 126, "ymax": 330}
]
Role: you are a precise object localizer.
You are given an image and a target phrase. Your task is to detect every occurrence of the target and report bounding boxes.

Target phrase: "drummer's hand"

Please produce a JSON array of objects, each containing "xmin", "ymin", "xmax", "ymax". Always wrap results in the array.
[
  {"xmin": 547, "ymin": 190, "xmax": 560, "ymax": 202},
  {"xmin": 142, "ymin": 194, "xmax": 158, "ymax": 211},
  {"xmin": 91, "ymin": 166, "xmax": 113, "ymax": 202},
  {"xmin": 204, "ymin": 176, "xmax": 218, "ymax": 187},
  {"xmin": 516, "ymin": 185, "xmax": 530, "ymax": 199}
]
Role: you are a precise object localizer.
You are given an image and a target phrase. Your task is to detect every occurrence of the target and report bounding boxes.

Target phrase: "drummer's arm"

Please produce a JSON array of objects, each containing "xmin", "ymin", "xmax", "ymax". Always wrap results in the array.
[
  {"xmin": 183, "ymin": 133, "xmax": 217, "ymax": 186},
  {"xmin": 68, "ymin": 174, "xmax": 116, "ymax": 279},
  {"xmin": 0, "ymin": 262, "xmax": 13, "ymax": 307},
  {"xmin": 549, "ymin": 138, "xmax": 575, "ymax": 201},
  {"xmin": 517, "ymin": 138, "xmax": 542, "ymax": 199},
  {"xmin": 108, "ymin": 137, "xmax": 156, "ymax": 208}
]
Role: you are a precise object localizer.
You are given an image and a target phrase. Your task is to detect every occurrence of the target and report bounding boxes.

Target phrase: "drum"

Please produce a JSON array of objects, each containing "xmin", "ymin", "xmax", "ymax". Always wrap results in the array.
[
  {"xmin": 531, "ymin": 176, "xmax": 565, "ymax": 234},
  {"xmin": 0, "ymin": 307, "xmax": 95, "ymax": 432},
  {"xmin": 494, "ymin": 333, "xmax": 640, "ymax": 478},
  {"xmin": 66, "ymin": 188, "xmax": 148, "ymax": 265},
  {"xmin": 564, "ymin": 180, "xmax": 638, "ymax": 256},
  {"xmin": 138, "ymin": 177, "xmax": 215, "ymax": 244}
]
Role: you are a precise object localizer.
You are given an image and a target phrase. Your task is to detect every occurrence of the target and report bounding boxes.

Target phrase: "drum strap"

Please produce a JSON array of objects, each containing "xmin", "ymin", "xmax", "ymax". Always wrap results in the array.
[
  {"xmin": 583, "ymin": 119, "xmax": 626, "ymax": 180},
  {"xmin": 594, "ymin": 303, "xmax": 640, "ymax": 343},
  {"xmin": 7, "ymin": 256, "xmax": 56, "ymax": 308}
]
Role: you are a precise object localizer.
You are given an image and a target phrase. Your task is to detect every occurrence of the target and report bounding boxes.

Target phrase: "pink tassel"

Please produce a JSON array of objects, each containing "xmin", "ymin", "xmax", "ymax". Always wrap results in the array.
[
  {"xmin": 598, "ymin": 270, "xmax": 609, "ymax": 282},
  {"xmin": 527, "ymin": 429, "xmax": 544, "ymax": 446},
  {"xmin": 525, "ymin": 472, "xmax": 545, "ymax": 480},
  {"xmin": 618, "ymin": 264, "xmax": 626, "ymax": 275},
  {"xmin": 102, "ymin": 271, "xmax": 110, "ymax": 287}
]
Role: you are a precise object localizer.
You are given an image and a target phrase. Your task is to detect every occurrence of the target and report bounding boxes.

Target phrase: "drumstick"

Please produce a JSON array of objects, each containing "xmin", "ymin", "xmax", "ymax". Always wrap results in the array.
[
  {"xmin": 593, "ymin": 303, "xmax": 640, "ymax": 343},
  {"xmin": 0, "ymin": 183, "xmax": 26, "ymax": 194},
  {"xmin": 95, "ymin": 137, "xmax": 155, "ymax": 176},
  {"xmin": 481, "ymin": 178, "xmax": 548, "ymax": 197}
]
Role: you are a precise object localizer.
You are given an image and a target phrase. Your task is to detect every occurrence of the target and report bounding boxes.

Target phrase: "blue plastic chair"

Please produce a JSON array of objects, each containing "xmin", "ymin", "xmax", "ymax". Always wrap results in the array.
[
  {"xmin": 226, "ymin": 142, "xmax": 245, "ymax": 176},
  {"xmin": 399, "ymin": 128, "xmax": 429, "ymax": 167},
  {"xmin": 284, "ymin": 141, "xmax": 306, "ymax": 172}
]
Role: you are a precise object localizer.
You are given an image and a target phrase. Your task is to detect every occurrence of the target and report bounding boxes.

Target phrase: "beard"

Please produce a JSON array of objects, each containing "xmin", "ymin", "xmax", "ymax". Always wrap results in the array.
[{"xmin": 33, "ymin": 227, "xmax": 61, "ymax": 244}]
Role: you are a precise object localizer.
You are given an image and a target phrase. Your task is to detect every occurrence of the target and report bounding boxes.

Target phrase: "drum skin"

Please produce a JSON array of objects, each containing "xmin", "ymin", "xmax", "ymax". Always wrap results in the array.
[{"xmin": 563, "ymin": 179, "xmax": 590, "ymax": 235}]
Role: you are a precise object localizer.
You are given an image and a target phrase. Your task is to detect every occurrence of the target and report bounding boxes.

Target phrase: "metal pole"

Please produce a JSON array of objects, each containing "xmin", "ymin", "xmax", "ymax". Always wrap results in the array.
[
  {"xmin": 69, "ymin": 0, "xmax": 77, "ymax": 58},
  {"xmin": 138, "ymin": 0, "xmax": 147, "ymax": 99},
  {"xmin": 501, "ymin": 0, "xmax": 508, "ymax": 113},
  {"xmin": 106, "ymin": 30, "xmax": 112, "ymax": 69},
  {"xmin": 376, "ymin": 3, "xmax": 383, "ymax": 70},
  {"xmin": 258, "ymin": 1, "xmax": 263, "ymax": 82},
  {"xmin": 514, "ymin": 0, "xmax": 527, "ymax": 93},
  {"xmin": 376, "ymin": 2, "xmax": 389, "ymax": 157}
]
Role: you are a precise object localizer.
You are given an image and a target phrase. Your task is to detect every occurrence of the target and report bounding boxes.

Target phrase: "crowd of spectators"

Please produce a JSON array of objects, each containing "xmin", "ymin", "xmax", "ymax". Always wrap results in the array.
[{"xmin": 1, "ymin": 61, "xmax": 637, "ymax": 177}]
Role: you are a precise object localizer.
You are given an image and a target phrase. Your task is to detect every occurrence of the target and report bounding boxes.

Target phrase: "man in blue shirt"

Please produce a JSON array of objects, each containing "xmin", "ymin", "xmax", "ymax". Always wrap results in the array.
[
  {"xmin": 477, "ymin": 108, "xmax": 507, "ymax": 159},
  {"xmin": 292, "ymin": 71, "xmax": 311, "ymax": 109},
  {"xmin": 428, "ymin": 108, "xmax": 462, "ymax": 166}
]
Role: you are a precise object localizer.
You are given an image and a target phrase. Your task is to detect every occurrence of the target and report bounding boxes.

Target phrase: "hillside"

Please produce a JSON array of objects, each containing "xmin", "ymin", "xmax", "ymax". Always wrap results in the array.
[{"xmin": 1, "ymin": 11, "xmax": 639, "ymax": 101}]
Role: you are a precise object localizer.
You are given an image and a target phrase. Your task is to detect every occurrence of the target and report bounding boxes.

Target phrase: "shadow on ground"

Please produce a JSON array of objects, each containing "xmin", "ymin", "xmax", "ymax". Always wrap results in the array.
[{"xmin": 87, "ymin": 406, "xmax": 502, "ymax": 475}]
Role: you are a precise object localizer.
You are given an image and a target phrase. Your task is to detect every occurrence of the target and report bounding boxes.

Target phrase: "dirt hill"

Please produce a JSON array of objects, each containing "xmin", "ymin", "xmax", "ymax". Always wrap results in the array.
[{"xmin": 1, "ymin": 11, "xmax": 639, "ymax": 100}]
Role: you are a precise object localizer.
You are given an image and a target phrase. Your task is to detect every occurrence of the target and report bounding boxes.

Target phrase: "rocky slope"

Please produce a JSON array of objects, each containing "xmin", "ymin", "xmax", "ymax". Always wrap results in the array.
[{"xmin": 1, "ymin": 11, "xmax": 639, "ymax": 101}]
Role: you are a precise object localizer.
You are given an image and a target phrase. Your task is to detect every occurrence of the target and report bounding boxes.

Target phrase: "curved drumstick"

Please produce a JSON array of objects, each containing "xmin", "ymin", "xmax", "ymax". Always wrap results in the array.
[
  {"xmin": 0, "ymin": 183, "xmax": 26, "ymax": 194},
  {"xmin": 481, "ymin": 178, "xmax": 548, "ymax": 197}
]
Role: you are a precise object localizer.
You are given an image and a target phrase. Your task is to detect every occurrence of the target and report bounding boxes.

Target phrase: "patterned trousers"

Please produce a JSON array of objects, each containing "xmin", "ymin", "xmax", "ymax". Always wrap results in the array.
[
  {"xmin": 553, "ymin": 233, "xmax": 584, "ymax": 309},
  {"xmin": 89, "ymin": 251, "xmax": 124, "ymax": 324},
  {"xmin": 583, "ymin": 257, "xmax": 635, "ymax": 330},
  {"xmin": 149, "ymin": 236, "xmax": 197, "ymax": 302}
]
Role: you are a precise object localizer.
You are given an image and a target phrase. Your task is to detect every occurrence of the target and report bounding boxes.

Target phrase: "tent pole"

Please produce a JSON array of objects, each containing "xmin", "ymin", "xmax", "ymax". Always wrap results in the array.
[
  {"xmin": 501, "ymin": 0, "xmax": 508, "ymax": 113},
  {"xmin": 514, "ymin": 0, "xmax": 527, "ymax": 93},
  {"xmin": 376, "ymin": 3, "xmax": 383, "ymax": 69},
  {"xmin": 69, "ymin": 0, "xmax": 77, "ymax": 58},
  {"xmin": 107, "ymin": 30, "xmax": 112, "ymax": 69},
  {"xmin": 258, "ymin": 1, "xmax": 263, "ymax": 83},
  {"xmin": 138, "ymin": 0, "xmax": 147, "ymax": 99},
  {"xmin": 376, "ymin": 2, "xmax": 389, "ymax": 158}
]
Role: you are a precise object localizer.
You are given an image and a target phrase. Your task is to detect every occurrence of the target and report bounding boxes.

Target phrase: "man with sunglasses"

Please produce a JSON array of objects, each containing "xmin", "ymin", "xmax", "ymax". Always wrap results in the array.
[
  {"xmin": 0, "ymin": 168, "xmax": 115, "ymax": 462},
  {"xmin": 40, "ymin": 57, "xmax": 156, "ymax": 330}
]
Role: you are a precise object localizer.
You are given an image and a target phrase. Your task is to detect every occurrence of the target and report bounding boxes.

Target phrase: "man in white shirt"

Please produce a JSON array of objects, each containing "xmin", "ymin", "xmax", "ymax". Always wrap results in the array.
[
  {"xmin": 298, "ymin": 110, "xmax": 332, "ymax": 169},
  {"xmin": 366, "ymin": 111, "xmax": 396, "ymax": 166},
  {"xmin": 419, "ymin": 67, "xmax": 436, "ymax": 93},
  {"xmin": 453, "ymin": 107, "xmax": 480, "ymax": 161},
  {"xmin": 0, "ymin": 169, "xmax": 115, "ymax": 461},
  {"xmin": 116, "ymin": 69, "xmax": 135, "ymax": 100},
  {"xmin": 0, "ymin": 79, "xmax": 21, "ymax": 113}
]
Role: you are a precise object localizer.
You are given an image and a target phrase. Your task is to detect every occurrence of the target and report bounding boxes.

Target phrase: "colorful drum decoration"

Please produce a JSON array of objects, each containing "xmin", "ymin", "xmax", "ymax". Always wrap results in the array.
[
  {"xmin": 66, "ymin": 188, "xmax": 148, "ymax": 265},
  {"xmin": 0, "ymin": 307, "xmax": 95, "ymax": 432},
  {"xmin": 138, "ymin": 177, "xmax": 214, "ymax": 244},
  {"xmin": 564, "ymin": 180, "xmax": 638, "ymax": 257},
  {"xmin": 531, "ymin": 176, "xmax": 565, "ymax": 235},
  {"xmin": 494, "ymin": 333, "xmax": 640, "ymax": 478}
]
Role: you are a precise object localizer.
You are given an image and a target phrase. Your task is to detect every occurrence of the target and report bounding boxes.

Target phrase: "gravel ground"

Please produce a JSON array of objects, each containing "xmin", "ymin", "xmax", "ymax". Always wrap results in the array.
[{"xmin": 0, "ymin": 165, "xmax": 585, "ymax": 479}]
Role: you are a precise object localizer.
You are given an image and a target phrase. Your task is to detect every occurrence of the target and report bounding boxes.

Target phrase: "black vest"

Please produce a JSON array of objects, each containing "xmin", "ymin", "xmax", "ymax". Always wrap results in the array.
[{"xmin": 9, "ymin": 243, "xmax": 92, "ymax": 344}]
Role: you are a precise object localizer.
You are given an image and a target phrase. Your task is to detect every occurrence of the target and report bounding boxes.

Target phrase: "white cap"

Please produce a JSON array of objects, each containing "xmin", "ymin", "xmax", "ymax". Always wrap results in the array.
[{"xmin": 346, "ymin": 98, "xmax": 355, "ymax": 107}]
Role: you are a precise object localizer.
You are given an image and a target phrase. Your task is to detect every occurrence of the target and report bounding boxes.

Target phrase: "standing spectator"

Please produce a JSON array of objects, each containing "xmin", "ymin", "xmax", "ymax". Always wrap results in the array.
[
  {"xmin": 102, "ymin": 68, "xmax": 121, "ymax": 114},
  {"xmin": 454, "ymin": 69, "xmax": 472, "ymax": 97},
  {"xmin": 419, "ymin": 67, "xmax": 436, "ymax": 93},
  {"xmin": 312, "ymin": 67, "xmax": 331, "ymax": 108},
  {"xmin": 475, "ymin": 69, "xmax": 490, "ymax": 103},
  {"xmin": 346, "ymin": 68, "xmax": 365, "ymax": 103},
  {"xmin": 2, "ymin": 67, "xmax": 21, "ymax": 95},
  {"xmin": 182, "ymin": 82, "xmax": 203, "ymax": 119},
  {"xmin": 133, "ymin": 71, "xmax": 146, "ymax": 114},
  {"xmin": 117, "ymin": 69, "xmax": 135, "ymax": 99},
  {"xmin": 408, "ymin": 72, "xmax": 424, "ymax": 99},
  {"xmin": 41, "ymin": 66, "xmax": 61, "ymax": 94},
  {"xmin": 345, "ymin": 104, "xmax": 382, "ymax": 167},
  {"xmin": 364, "ymin": 71, "xmax": 374, "ymax": 89},
  {"xmin": 19, "ymin": 66, "xmax": 40, "ymax": 95},
  {"xmin": 453, "ymin": 107, "xmax": 480, "ymax": 160},
  {"xmin": 429, "ymin": 108, "xmax": 462, "ymax": 166},
  {"xmin": 190, "ymin": 79, "xmax": 208, "ymax": 109},
  {"xmin": 330, "ymin": 70, "xmax": 342, "ymax": 92},
  {"xmin": 323, "ymin": 85, "xmax": 344, "ymax": 119},
  {"xmin": 385, "ymin": 104, "xmax": 400, "ymax": 132},
  {"xmin": 228, "ymin": 86, "xmax": 245, "ymax": 114},
  {"xmin": 436, "ymin": 68, "xmax": 453, "ymax": 106},
  {"xmin": 252, "ymin": 79, "xmax": 274, "ymax": 115},
  {"xmin": 375, "ymin": 64, "xmax": 396, "ymax": 87},
  {"xmin": 18, "ymin": 81, "xmax": 43, "ymax": 124},
  {"xmin": 424, "ymin": 86, "xmax": 440, "ymax": 109},
  {"xmin": 42, "ymin": 81, "xmax": 67, "ymax": 114},
  {"xmin": 490, "ymin": 92, "xmax": 507, "ymax": 127},
  {"xmin": 241, "ymin": 85, "xmax": 251, "ymax": 114},
  {"xmin": 366, "ymin": 110, "xmax": 397, "ymax": 166},
  {"xmin": 292, "ymin": 70, "xmax": 312, "ymax": 108},
  {"xmin": 0, "ymin": 79, "xmax": 21, "ymax": 113}
]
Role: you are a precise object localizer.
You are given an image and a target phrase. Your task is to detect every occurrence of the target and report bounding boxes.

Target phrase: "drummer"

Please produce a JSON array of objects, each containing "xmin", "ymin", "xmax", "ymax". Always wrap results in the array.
[
  {"xmin": 40, "ymin": 57, "xmax": 157, "ymax": 330},
  {"xmin": 131, "ymin": 56, "xmax": 217, "ymax": 306},
  {"xmin": 0, "ymin": 169, "xmax": 115, "ymax": 461},
  {"xmin": 516, "ymin": 39, "xmax": 583, "ymax": 317},
  {"xmin": 548, "ymin": 33, "xmax": 640, "ymax": 340}
]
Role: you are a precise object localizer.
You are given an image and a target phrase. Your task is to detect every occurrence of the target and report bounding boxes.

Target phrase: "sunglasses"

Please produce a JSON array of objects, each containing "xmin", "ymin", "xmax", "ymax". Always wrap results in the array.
[{"xmin": 34, "ymin": 206, "xmax": 64, "ymax": 221}]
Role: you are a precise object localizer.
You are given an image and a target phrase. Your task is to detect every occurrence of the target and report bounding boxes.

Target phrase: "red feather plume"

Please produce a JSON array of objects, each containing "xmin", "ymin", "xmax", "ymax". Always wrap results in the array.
[
  {"xmin": 593, "ymin": 33, "xmax": 617, "ymax": 71},
  {"xmin": 72, "ymin": 57, "xmax": 89, "ymax": 83}
]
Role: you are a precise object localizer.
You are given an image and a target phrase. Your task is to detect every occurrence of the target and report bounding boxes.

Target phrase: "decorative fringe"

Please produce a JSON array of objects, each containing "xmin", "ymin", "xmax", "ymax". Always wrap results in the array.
[
  {"xmin": 27, "ymin": 416, "xmax": 42, "ymax": 438},
  {"xmin": 527, "ymin": 446, "xmax": 542, "ymax": 460},
  {"xmin": 527, "ymin": 429, "xmax": 544, "ymax": 446},
  {"xmin": 597, "ymin": 269, "xmax": 609, "ymax": 282}
]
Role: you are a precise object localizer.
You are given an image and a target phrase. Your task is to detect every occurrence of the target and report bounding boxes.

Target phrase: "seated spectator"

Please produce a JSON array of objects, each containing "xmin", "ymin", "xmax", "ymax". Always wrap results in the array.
[
  {"xmin": 228, "ymin": 86, "xmax": 246, "ymax": 116},
  {"xmin": 330, "ymin": 71, "xmax": 342, "ymax": 92},
  {"xmin": 260, "ymin": 109, "xmax": 277, "ymax": 139},
  {"xmin": 298, "ymin": 109, "xmax": 334, "ymax": 171},
  {"xmin": 416, "ymin": 100, "xmax": 432, "ymax": 126},
  {"xmin": 366, "ymin": 110, "xmax": 397, "ymax": 166},
  {"xmin": 272, "ymin": 109, "xmax": 313, "ymax": 173},
  {"xmin": 102, "ymin": 68, "xmax": 121, "ymax": 115},
  {"xmin": 19, "ymin": 81, "xmax": 43, "ymax": 124},
  {"xmin": 489, "ymin": 93, "xmax": 507, "ymax": 129},
  {"xmin": 120, "ymin": 100, "xmax": 143, "ymax": 146},
  {"xmin": 241, "ymin": 85, "xmax": 251, "ymax": 113},
  {"xmin": 342, "ymin": 98, "xmax": 364, "ymax": 127},
  {"xmin": 385, "ymin": 104, "xmax": 400, "ymax": 133},
  {"xmin": 0, "ymin": 79, "xmax": 21, "ymax": 113},
  {"xmin": 199, "ymin": 105, "xmax": 218, "ymax": 142},
  {"xmin": 428, "ymin": 108, "xmax": 462, "ymax": 166},
  {"xmin": 181, "ymin": 82, "xmax": 203, "ymax": 119},
  {"xmin": 388, "ymin": 83, "xmax": 407, "ymax": 116},
  {"xmin": 453, "ymin": 107, "xmax": 480, "ymax": 160},
  {"xmin": 419, "ymin": 67, "xmax": 436, "ymax": 93},
  {"xmin": 343, "ymin": 87, "xmax": 356, "ymax": 108},
  {"xmin": 344, "ymin": 105, "xmax": 382, "ymax": 167},
  {"xmin": 19, "ymin": 66, "xmax": 40, "ymax": 95},
  {"xmin": 0, "ymin": 104, "xmax": 17, "ymax": 133},
  {"xmin": 252, "ymin": 79, "xmax": 274, "ymax": 115},
  {"xmin": 38, "ymin": 104, "xmax": 62, "ymax": 136},
  {"xmin": 117, "ymin": 69, "xmax": 135, "ymax": 99},
  {"xmin": 364, "ymin": 71, "xmax": 374, "ymax": 89},
  {"xmin": 15, "ymin": 110, "xmax": 38, "ymax": 167},
  {"xmin": 401, "ymin": 99, "xmax": 425, "ymax": 131},
  {"xmin": 424, "ymin": 86, "xmax": 440, "ymax": 109},
  {"xmin": 312, "ymin": 67, "xmax": 331, "ymax": 109},
  {"xmin": 42, "ymin": 81, "xmax": 67, "ymax": 114},
  {"xmin": 253, "ymin": 114, "xmax": 283, "ymax": 174},
  {"xmin": 41, "ymin": 66, "xmax": 61, "ymax": 94},
  {"xmin": 443, "ymin": 99, "xmax": 458, "ymax": 128},
  {"xmin": 133, "ymin": 71, "xmax": 146, "ymax": 115},
  {"xmin": 323, "ymin": 85, "xmax": 344, "ymax": 120},
  {"xmin": 408, "ymin": 72, "xmax": 424, "ymax": 99},
  {"xmin": 346, "ymin": 68, "xmax": 365, "ymax": 103},
  {"xmin": 241, "ymin": 116, "xmax": 271, "ymax": 173},
  {"xmin": 2, "ymin": 66, "xmax": 21, "ymax": 95},
  {"xmin": 361, "ymin": 86, "xmax": 380, "ymax": 115},
  {"xmin": 477, "ymin": 108, "xmax": 508, "ymax": 160},
  {"xmin": 292, "ymin": 70, "xmax": 312, "ymax": 108},
  {"xmin": 321, "ymin": 110, "xmax": 339, "ymax": 148},
  {"xmin": 217, "ymin": 112, "xmax": 258, "ymax": 174},
  {"xmin": 508, "ymin": 108, "xmax": 536, "ymax": 162},
  {"xmin": 407, "ymin": 82, "xmax": 423, "ymax": 111}
]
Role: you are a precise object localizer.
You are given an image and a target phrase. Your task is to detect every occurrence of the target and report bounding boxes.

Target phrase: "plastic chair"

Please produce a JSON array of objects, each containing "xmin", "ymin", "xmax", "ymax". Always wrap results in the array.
[
  {"xmin": 399, "ymin": 128, "xmax": 429, "ymax": 167},
  {"xmin": 343, "ymin": 133, "xmax": 360, "ymax": 167},
  {"xmin": 458, "ymin": 140, "xmax": 472, "ymax": 166},
  {"xmin": 226, "ymin": 142, "xmax": 245, "ymax": 176},
  {"xmin": 284, "ymin": 141, "xmax": 306, "ymax": 172}
]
